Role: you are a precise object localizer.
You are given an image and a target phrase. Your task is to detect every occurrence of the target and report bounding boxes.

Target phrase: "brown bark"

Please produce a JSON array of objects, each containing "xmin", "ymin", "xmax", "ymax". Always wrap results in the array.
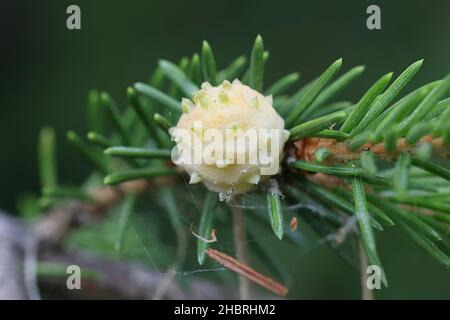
[{"xmin": 294, "ymin": 135, "xmax": 448, "ymax": 164}]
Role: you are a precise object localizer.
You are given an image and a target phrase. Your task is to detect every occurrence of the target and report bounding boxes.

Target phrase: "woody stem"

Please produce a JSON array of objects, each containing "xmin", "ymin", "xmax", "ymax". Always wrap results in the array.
[{"xmin": 232, "ymin": 200, "xmax": 251, "ymax": 300}]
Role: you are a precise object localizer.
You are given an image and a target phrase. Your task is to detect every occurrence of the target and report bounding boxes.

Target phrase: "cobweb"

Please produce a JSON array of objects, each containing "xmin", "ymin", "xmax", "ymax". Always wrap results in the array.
[{"xmin": 108, "ymin": 174, "xmax": 345, "ymax": 294}]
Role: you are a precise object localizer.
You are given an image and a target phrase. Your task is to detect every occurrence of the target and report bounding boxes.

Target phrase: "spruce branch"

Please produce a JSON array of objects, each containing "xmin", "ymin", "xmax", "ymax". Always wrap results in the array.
[
  {"xmin": 294, "ymin": 135, "xmax": 449, "ymax": 165},
  {"xmin": 19, "ymin": 35, "xmax": 450, "ymax": 300}
]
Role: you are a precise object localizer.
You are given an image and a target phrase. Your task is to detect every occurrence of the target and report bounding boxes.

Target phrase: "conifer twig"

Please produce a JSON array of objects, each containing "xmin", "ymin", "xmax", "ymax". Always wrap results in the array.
[
  {"xmin": 294, "ymin": 135, "xmax": 448, "ymax": 164},
  {"xmin": 205, "ymin": 249, "xmax": 288, "ymax": 297}
]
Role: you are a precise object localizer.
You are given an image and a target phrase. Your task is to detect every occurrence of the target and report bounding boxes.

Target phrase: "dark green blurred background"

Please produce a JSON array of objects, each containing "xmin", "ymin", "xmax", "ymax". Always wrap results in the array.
[{"xmin": 1, "ymin": 0, "xmax": 449, "ymax": 298}]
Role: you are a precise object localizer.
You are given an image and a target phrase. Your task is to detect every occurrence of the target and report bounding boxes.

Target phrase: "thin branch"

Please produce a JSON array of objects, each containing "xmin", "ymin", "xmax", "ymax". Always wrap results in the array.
[
  {"xmin": 206, "ymin": 248, "xmax": 288, "ymax": 297},
  {"xmin": 232, "ymin": 204, "xmax": 251, "ymax": 299},
  {"xmin": 294, "ymin": 135, "xmax": 448, "ymax": 164},
  {"xmin": 358, "ymin": 240, "xmax": 374, "ymax": 300},
  {"xmin": 335, "ymin": 215, "xmax": 357, "ymax": 245}
]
